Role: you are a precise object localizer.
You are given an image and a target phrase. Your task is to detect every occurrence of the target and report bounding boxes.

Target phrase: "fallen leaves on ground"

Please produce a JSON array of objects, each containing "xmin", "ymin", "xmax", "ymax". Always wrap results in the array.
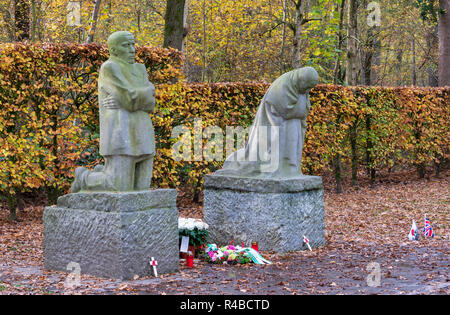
[{"xmin": 0, "ymin": 169, "xmax": 448, "ymax": 295}]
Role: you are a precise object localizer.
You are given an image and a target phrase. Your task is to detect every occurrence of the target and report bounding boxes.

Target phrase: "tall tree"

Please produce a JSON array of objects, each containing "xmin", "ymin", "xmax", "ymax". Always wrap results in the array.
[
  {"xmin": 269, "ymin": 0, "xmax": 322, "ymax": 70},
  {"xmin": 416, "ymin": 0, "xmax": 450, "ymax": 86},
  {"xmin": 438, "ymin": 0, "xmax": 450, "ymax": 85},
  {"xmin": 280, "ymin": 0, "xmax": 287, "ymax": 75},
  {"xmin": 14, "ymin": 0, "xmax": 30, "ymax": 41},
  {"xmin": 30, "ymin": 0, "xmax": 37, "ymax": 42},
  {"xmin": 333, "ymin": 0, "xmax": 347, "ymax": 84},
  {"xmin": 201, "ymin": 0, "xmax": 206, "ymax": 81},
  {"xmin": 411, "ymin": 34, "xmax": 417, "ymax": 85},
  {"xmin": 338, "ymin": 0, "xmax": 358, "ymax": 191},
  {"xmin": 291, "ymin": 0, "xmax": 321, "ymax": 68},
  {"xmin": 346, "ymin": 0, "xmax": 358, "ymax": 85},
  {"xmin": 425, "ymin": 25, "xmax": 439, "ymax": 86},
  {"xmin": 163, "ymin": 0, "xmax": 188, "ymax": 51},
  {"xmin": 360, "ymin": 0, "xmax": 381, "ymax": 86},
  {"xmin": 86, "ymin": 0, "xmax": 102, "ymax": 43},
  {"xmin": 292, "ymin": 0, "xmax": 308, "ymax": 68}
]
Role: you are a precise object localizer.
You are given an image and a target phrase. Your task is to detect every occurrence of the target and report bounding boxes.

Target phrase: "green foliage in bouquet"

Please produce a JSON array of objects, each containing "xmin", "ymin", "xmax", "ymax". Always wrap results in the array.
[
  {"xmin": 178, "ymin": 218, "xmax": 209, "ymax": 247},
  {"xmin": 179, "ymin": 228, "xmax": 208, "ymax": 247}
]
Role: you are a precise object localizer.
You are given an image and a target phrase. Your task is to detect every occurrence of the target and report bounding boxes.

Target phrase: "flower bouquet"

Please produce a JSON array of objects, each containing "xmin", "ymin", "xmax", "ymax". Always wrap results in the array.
[
  {"xmin": 203, "ymin": 244, "xmax": 271, "ymax": 265},
  {"xmin": 178, "ymin": 218, "xmax": 209, "ymax": 257}
]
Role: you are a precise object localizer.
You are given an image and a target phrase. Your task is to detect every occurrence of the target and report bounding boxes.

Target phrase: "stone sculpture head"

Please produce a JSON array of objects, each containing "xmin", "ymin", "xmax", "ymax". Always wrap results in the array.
[
  {"xmin": 107, "ymin": 31, "xmax": 136, "ymax": 64},
  {"xmin": 294, "ymin": 66, "xmax": 319, "ymax": 93}
]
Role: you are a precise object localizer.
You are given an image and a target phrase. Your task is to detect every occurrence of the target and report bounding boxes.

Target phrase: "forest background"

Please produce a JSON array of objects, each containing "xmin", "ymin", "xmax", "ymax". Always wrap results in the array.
[
  {"xmin": 1, "ymin": 0, "xmax": 449, "ymax": 87},
  {"xmin": 0, "ymin": 1, "xmax": 449, "ymax": 221}
]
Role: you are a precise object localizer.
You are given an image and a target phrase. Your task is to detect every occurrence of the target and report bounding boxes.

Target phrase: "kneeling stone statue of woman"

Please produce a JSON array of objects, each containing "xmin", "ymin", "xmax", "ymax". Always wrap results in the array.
[{"xmin": 215, "ymin": 67, "xmax": 319, "ymax": 178}]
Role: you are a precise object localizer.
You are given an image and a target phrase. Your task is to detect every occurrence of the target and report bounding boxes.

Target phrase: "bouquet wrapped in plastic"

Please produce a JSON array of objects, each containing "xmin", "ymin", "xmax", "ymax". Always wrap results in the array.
[{"xmin": 204, "ymin": 244, "xmax": 271, "ymax": 265}]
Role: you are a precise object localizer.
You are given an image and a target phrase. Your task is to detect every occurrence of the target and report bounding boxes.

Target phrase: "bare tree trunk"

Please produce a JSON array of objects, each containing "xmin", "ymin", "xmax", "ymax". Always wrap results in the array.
[
  {"xmin": 85, "ymin": 0, "xmax": 102, "ymax": 44},
  {"xmin": 370, "ymin": 33, "xmax": 381, "ymax": 85},
  {"xmin": 333, "ymin": 0, "xmax": 346, "ymax": 84},
  {"xmin": 292, "ymin": 0, "xmax": 307, "ymax": 69},
  {"xmin": 36, "ymin": 0, "xmax": 42, "ymax": 41},
  {"xmin": 411, "ymin": 34, "xmax": 416, "ymax": 86},
  {"xmin": 334, "ymin": 153, "xmax": 343, "ymax": 194},
  {"xmin": 438, "ymin": 0, "xmax": 450, "ymax": 86},
  {"xmin": 346, "ymin": 0, "xmax": 358, "ymax": 86},
  {"xmin": 361, "ymin": 33, "xmax": 372, "ymax": 85},
  {"xmin": 427, "ymin": 26, "xmax": 439, "ymax": 86},
  {"xmin": 14, "ymin": 0, "xmax": 30, "ymax": 41},
  {"xmin": 106, "ymin": 0, "xmax": 112, "ymax": 31},
  {"xmin": 395, "ymin": 48, "xmax": 403, "ymax": 86},
  {"xmin": 182, "ymin": 0, "xmax": 189, "ymax": 53},
  {"xmin": 280, "ymin": 0, "xmax": 287, "ymax": 75},
  {"xmin": 30, "ymin": 0, "xmax": 36, "ymax": 42},
  {"xmin": 365, "ymin": 113, "xmax": 376, "ymax": 184},
  {"xmin": 361, "ymin": 28, "xmax": 381, "ymax": 86},
  {"xmin": 163, "ymin": 0, "xmax": 188, "ymax": 51},
  {"xmin": 201, "ymin": 0, "xmax": 207, "ymax": 82},
  {"xmin": 350, "ymin": 124, "xmax": 358, "ymax": 186},
  {"xmin": 7, "ymin": 191, "xmax": 17, "ymax": 221},
  {"xmin": 136, "ymin": 6, "xmax": 141, "ymax": 32}
]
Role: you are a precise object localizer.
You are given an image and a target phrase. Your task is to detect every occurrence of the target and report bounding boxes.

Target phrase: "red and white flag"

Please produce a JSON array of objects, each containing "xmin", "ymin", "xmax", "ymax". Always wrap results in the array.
[
  {"xmin": 303, "ymin": 235, "xmax": 312, "ymax": 251},
  {"xmin": 408, "ymin": 220, "xmax": 419, "ymax": 241}
]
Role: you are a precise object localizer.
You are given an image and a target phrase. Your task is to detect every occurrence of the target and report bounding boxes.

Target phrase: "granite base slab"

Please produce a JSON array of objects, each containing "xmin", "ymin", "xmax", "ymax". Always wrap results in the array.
[
  {"xmin": 204, "ymin": 175, "xmax": 325, "ymax": 252},
  {"xmin": 43, "ymin": 189, "xmax": 179, "ymax": 280}
]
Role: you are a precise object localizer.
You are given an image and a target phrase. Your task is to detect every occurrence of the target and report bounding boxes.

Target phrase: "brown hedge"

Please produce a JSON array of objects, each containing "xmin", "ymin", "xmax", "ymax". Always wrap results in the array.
[{"xmin": 0, "ymin": 43, "xmax": 448, "ymax": 208}]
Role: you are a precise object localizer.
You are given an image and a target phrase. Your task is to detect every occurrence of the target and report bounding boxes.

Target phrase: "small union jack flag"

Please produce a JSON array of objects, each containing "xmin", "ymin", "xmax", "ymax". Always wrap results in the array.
[{"xmin": 423, "ymin": 215, "xmax": 434, "ymax": 238}]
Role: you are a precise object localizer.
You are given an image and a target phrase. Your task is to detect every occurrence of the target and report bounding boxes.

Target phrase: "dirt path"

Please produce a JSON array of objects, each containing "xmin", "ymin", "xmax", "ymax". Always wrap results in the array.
[
  {"xmin": 0, "ymin": 240, "xmax": 448, "ymax": 295},
  {"xmin": 0, "ymin": 170, "xmax": 448, "ymax": 295}
]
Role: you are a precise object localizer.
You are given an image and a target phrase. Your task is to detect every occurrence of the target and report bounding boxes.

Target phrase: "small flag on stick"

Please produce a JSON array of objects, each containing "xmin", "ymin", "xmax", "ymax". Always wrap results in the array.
[
  {"xmin": 408, "ymin": 220, "xmax": 419, "ymax": 241},
  {"xmin": 150, "ymin": 257, "xmax": 158, "ymax": 277},
  {"xmin": 422, "ymin": 214, "xmax": 434, "ymax": 238},
  {"xmin": 303, "ymin": 235, "xmax": 312, "ymax": 251}
]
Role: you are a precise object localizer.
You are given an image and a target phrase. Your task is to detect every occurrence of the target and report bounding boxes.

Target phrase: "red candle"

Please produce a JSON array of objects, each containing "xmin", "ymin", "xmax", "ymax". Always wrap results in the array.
[
  {"xmin": 251, "ymin": 241, "xmax": 259, "ymax": 252},
  {"xmin": 186, "ymin": 252, "xmax": 194, "ymax": 268}
]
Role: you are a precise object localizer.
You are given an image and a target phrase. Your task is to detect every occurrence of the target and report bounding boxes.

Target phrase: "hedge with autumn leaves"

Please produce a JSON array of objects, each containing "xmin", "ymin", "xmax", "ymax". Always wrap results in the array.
[
  {"xmin": 155, "ymin": 83, "xmax": 449, "ymax": 199},
  {"xmin": 0, "ymin": 42, "xmax": 183, "ymax": 211},
  {"xmin": 0, "ymin": 43, "xmax": 449, "ymax": 212}
]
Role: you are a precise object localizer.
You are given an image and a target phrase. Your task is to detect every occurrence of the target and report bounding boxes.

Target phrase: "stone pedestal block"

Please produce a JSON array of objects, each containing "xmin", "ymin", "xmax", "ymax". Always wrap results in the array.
[
  {"xmin": 43, "ymin": 189, "xmax": 178, "ymax": 280},
  {"xmin": 204, "ymin": 175, "xmax": 325, "ymax": 252}
]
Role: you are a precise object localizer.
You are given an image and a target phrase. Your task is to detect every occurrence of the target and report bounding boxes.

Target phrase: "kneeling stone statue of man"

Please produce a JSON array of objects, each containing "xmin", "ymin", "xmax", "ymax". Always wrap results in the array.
[{"xmin": 71, "ymin": 31, "xmax": 156, "ymax": 192}]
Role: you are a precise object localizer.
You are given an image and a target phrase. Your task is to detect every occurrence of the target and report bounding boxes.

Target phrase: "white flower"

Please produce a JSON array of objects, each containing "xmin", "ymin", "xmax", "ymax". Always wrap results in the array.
[
  {"xmin": 193, "ymin": 219, "xmax": 204, "ymax": 229},
  {"xmin": 186, "ymin": 221, "xmax": 195, "ymax": 230},
  {"xmin": 178, "ymin": 217, "xmax": 209, "ymax": 231},
  {"xmin": 178, "ymin": 218, "xmax": 186, "ymax": 229}
]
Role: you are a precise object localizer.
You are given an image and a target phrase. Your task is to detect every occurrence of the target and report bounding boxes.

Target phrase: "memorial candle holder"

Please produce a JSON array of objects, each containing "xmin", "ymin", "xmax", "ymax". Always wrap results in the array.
[
  {"xmin": 251, "ymin": 241, "xmax": 259, "ymax": 252},
  {"xmin": 186, "ymin": 251, "xmax": 194, "ymax": 268}
]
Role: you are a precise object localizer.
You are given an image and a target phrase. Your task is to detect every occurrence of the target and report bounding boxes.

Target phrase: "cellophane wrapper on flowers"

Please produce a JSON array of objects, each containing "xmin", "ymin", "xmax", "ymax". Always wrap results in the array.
[{"xmin": 203, "ymin": 244, "xmax": 253, "ymax": 265}]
